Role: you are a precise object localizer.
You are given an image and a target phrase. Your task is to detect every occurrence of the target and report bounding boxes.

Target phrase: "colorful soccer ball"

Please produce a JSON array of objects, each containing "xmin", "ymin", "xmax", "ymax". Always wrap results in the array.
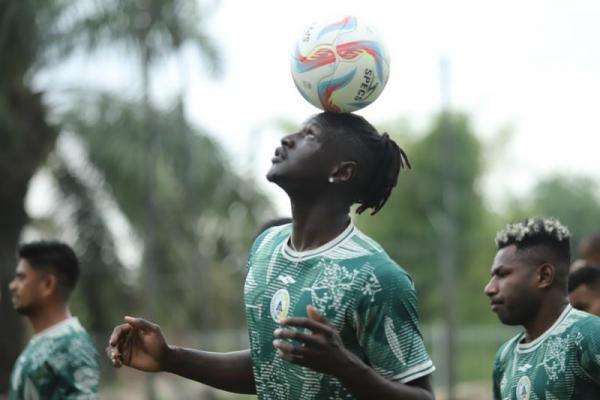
[{"xmin": 291, "ymin": 16, "xmax": 390, "ymax": 113}]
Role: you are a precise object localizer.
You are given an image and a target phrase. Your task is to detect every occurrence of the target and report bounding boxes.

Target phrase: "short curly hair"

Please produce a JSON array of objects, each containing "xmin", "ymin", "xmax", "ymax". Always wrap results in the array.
[{"xmin": 495, "ymin": 217, "xmax": 571, "ymax": 281}]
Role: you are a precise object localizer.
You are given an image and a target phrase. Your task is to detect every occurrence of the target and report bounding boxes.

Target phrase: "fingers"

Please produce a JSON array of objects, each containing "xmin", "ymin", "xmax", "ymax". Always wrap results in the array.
[
  {"xmin": 273, "ymin": 328, "xmax": 325, "ymax": 348},
  {"xmin": 306, "ymin": 305, "xmax": 327, "ymax": 323},
  {"xmin": 273, "ymin": 338, "xmax": 318, "ymax": 361},
  {"xmin": 107, "ymin": 323, "xmax": 132, "ymax": 367},
  {"xmin": 106, "ymin": 345, "xmax": 123, "ymax": 368},
  {"xmin": 124, "ymin": 316, "xmax": 157, "ymax": 332},
  {"xmin": 109, "ymin": 324, "xmax": 131, "ymax": 346},
  {"xmin": 281, "ymin": 316, "xmax": 334, "ymax": 337}
]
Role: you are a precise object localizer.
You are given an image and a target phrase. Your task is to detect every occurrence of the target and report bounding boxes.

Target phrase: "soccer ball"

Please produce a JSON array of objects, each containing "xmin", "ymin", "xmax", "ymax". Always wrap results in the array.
[{"xmin": 291, "ymin": 16, "xmax": 390, "ymax": 113}]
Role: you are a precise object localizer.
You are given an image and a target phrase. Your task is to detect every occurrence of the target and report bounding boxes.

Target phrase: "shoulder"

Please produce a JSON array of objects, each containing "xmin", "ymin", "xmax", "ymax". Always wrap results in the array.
[
  {"xmin": 573, "ymin": 309, "xmax": 600, "ymax": 328},
  {"xmin": 495, "ymin": 333, "xmax": 521, "ymax": 367},
  {"xmin": 50, "ymin": 322, "xmax": 98, "ymax": 366},
  {"xmin": 366, "ymin": 250, "xmax": 413, "ymax": 290},
  {"xmin": 346, "ymin": 228, "xmax": 415, "ymax": 291},
  {"xmin": 250, "ymin": 223, "xmax": 291, "ymax": 256},
  {"xmin": 570, "ymin": 309, "xmax": 600, "ymax": 343}
]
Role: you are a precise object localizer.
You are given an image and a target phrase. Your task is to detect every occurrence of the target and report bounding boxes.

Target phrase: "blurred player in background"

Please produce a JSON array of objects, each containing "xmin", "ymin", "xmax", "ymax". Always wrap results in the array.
[
  {"xmin": 569, "ymin": 264, "xmax": 600, "ymax": 316},
  {"xmin": 9, "ymin": 241, "xmax": 99, "ymax": 399},
  {"xmin": 108, "ymin": 112, "xmax": 435, "ymax": 400},
  {"xmin": 580, "ymin": 232, "xmax": 600, "ymax": 265},
  {"xmin": 485, "ymin": 218, "xmax": 600, "ymax": 400}
]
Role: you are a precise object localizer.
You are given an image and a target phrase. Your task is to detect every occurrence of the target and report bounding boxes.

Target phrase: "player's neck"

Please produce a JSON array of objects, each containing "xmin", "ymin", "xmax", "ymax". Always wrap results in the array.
[
  {"xmin": 289, "ymin": 199, "xmax": 350, "ymax": 252},
  {"xmin": 29, "ymin": 303, "xmax": 72, "ymax": 334},
  {"xmin": 523, "ymin": 296, "xmax": 569, "ymax": 343}
]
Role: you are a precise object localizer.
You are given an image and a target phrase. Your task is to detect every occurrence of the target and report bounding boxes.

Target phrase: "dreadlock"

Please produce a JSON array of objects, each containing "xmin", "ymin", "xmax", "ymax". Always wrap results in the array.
[
  {"xmin": 355, "ymin": 131, "xmax": 410, "ymax": 215},
  {"xmin": 316, "ymin": 112, "xmax": 411, "ymax": 215}
]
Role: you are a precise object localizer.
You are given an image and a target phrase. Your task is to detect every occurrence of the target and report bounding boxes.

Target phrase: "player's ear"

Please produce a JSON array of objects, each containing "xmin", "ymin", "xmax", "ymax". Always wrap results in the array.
[
  {"xmin": 40, "ymin": 273, "xmax": 58, "ymax": 298},
  {"xmin": 536, "ymin": 263, "xmax": 555, "ymax": 289},
  {"xmin": 329, "ymin": 161, "xmax": 356, "ymax": 183}
]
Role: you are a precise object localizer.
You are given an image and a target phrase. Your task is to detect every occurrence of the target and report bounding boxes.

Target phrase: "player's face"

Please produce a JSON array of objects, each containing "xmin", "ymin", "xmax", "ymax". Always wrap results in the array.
[
  {"xmin": 569, "ymin": 285, "xmax": 600, "ymax": 317},
  {"xmin": 484, "ymin": 245, "xmax": 541, "ymax": 326},
  {"xmin": 9, "ymin": 260, "xmax": 46, "ymax": 316},
  {"xmin": 266, "ymin": 115, "xmax": 338, "ymax": 187}
]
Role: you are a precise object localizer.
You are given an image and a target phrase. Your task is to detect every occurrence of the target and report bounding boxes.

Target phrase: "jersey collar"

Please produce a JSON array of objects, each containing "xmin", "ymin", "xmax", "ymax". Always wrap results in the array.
[
  {"xmin": 516, "ymin": 304, "xmax": 572, "ymax": 353},
  {"xmin": 31, "ymin": 317, "xmax": 81, "ymax": 343},
  {"xmin": 281, "ymin": 221, "xmax": 355, "ymax": 261}
]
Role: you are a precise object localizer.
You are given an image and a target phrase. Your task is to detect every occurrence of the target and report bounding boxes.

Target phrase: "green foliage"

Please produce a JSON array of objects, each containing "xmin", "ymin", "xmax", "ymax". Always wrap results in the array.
[
  {"xmin": 0, "ymin": 1, "xmax": 264, "ymax": 391},
  {"xmin": 49, "ymin": 153, "xmax": 137, "ymax": 333},
  {"xmin": 357, "ymin": 112, "xmax": 497, "ymax": 324},
  {"xmin": 503, "ymin": 174, "xmax": 600, "ymax": 256},
  {"xmin": 58, "ymin": 93, "xmax": 272, "ymax": 330}
]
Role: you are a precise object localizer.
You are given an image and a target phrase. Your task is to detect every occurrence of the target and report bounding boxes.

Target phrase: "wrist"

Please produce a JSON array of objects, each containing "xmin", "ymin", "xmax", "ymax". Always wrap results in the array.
[
  {"xmin": 335, "ymin": 352, "xmax": 368, "ymax": 383},
  {"xmin": 163, "ymin": 344, "xmax": 179, "ymax": 373}
]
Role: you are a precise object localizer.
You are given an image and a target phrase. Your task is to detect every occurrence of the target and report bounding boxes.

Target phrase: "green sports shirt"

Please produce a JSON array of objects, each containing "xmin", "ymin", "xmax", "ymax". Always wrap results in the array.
[
  {"xmin": 244, "ymin": 222, "xmax": 434, "ymax": 400},
  {"xmin": 9, "ymin": 317, "xmax": 99, "ymax": 400},
  {"xmin": 493, "ymin": 305, "xmax": 600, "ymax": 400}
]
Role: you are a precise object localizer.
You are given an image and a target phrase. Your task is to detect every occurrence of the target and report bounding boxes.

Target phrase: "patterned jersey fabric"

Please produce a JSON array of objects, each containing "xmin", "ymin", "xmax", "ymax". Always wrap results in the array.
[
  {"xmin": 493, "ymin": 305, "xmax": 600, "ymax": 400},
  {"xmin": 244, "ymin": 222, "xmax": 434, "ymax": 399},
  {"xmin": 9, "ymin": 317, "xmax": 99, "ymax": 400}
]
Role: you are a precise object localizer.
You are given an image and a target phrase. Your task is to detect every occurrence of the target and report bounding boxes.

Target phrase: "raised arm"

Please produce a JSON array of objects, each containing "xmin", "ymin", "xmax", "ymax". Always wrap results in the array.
[{"xmin": 108, "ymin": 316, "xmax": 255, "ymax": 394}]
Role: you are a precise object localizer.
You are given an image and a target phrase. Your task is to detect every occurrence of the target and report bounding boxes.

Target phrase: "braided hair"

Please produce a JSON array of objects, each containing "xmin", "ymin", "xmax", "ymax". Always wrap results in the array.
[{"xmin": 316, "ymin": 112, "xmax": 411, "ymax": 215}]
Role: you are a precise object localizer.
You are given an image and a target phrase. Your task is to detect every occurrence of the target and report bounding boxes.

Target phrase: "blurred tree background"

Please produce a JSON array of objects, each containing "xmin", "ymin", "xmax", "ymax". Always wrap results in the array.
[
  {"xmin": 1, "ymin": 0, "xmax": 600, "ymax": 398},
  {"xmin": 0, "ymin": 0, "xmax": 272, "ymax": 395}
]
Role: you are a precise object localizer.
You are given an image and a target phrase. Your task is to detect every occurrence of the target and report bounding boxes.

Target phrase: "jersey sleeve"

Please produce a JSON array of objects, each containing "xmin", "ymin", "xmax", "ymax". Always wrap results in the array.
[
  {"xmin": 579, "ymin": 317, "xmax": 600, "ymax": 384},
  {"xmin": 48, "ymin": 337, "xmax": 100, "ymax": 399},
  {"xmin": 492, "ymin": 346, "xmax": 505, "ymax": 400},
  {"xmin": 353, "ymin": 261, "xmax": 434, "ymax": 383}
]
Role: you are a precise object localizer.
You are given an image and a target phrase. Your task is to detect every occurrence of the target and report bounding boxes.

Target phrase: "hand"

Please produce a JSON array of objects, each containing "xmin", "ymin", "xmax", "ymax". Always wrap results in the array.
[
  {"xmin": 273, "ymin": 305, "xmax": 361, "ymax": 377},
  {"xmin": 107, "ymin": 316, "xmax": 170, "ymax": 372}
]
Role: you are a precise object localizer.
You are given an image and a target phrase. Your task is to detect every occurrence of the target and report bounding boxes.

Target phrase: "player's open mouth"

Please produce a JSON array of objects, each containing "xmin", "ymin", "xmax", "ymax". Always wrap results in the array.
[{"xmin": 272, "ymin": 147, "xmax": 286, "ymax": 163}]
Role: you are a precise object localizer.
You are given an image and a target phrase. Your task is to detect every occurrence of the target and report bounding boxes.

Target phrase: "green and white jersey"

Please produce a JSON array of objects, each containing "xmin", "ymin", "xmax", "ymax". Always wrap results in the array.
[
  {"xmin": 9, "ymin": 317, "xmax": 99, "ymax": 400},
  {"xmin": 244, "ymin": 222, "xmax": 434, "ymax": 400},
  {"xmin": 493, "ymin": 305, "xmax": 600, "ymax": 400}
]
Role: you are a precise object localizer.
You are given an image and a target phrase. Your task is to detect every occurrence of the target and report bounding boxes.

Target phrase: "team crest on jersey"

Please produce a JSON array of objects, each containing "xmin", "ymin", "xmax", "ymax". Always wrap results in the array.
[
  {"xmin": 270, "ymin": 288, "xmax": 290, "ymax": 323},
  {"xmin": 516, "ymin": 375, "xmax": 531, "ymax": 400}
]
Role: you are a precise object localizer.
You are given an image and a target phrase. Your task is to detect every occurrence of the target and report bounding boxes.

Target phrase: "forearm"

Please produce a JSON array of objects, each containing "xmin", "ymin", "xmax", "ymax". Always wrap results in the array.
[
  {"xmin": 164, "ymin": 347, "xmax": 255, "ymax": 394},
  {"xmin": 336, "ymin": 357, "xmax": 434, "ymax": 400}
]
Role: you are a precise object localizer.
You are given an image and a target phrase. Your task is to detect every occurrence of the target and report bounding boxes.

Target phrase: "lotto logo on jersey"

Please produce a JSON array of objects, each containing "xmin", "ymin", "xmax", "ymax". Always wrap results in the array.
[
  {"xmin": 516, "ymin": 376, "xmax": 531, "ymax": 400},
  {"xmin": 270, "ymin": 289, "xmax": 290, "ymax": 323}
]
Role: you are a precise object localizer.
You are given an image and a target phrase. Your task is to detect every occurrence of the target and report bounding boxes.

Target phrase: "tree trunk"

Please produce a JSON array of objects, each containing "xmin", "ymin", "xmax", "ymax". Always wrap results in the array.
[{"xmin": 0, "ymin": 84, "xmax": 56, "ymax": 392}]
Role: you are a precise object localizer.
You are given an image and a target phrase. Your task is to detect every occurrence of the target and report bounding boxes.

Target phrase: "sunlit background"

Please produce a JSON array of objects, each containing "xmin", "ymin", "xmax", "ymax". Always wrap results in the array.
[{"xmin": 1, "ymin": 0, "xmax": 599, "ymax": 399}]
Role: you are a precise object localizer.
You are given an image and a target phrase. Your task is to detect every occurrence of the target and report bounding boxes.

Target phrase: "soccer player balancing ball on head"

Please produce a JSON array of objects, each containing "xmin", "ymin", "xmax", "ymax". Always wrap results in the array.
[
  {"xmin": 108, "ymin": 112, "xmax": 435, "ymax": 400},
  {"xmin": 485, "ymin": 217, "xmax": 600, "ymax": 400}
]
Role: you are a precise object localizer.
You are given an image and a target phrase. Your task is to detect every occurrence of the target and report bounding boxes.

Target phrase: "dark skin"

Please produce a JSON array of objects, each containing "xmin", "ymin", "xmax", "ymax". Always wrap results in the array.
[
  {"xmin": 108, "ymin": 114, "xmax": 434, "ymax": 399},
  {"xmin": 484, "ymin": 244, "xmax": 569, "ymax": 343},
  {"xmin": 569, "ymin": 284, "xmax": 600, "ymax": 316}
]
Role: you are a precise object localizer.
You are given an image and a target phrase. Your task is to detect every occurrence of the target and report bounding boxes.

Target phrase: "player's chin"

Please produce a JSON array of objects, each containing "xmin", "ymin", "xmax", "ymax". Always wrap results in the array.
[
  {"xmin": 14, "ymin": 304, "xmax": 31, "ymax": 315},
  {"xmin": 266, "ymin": 166, "xmax": 286, "ymax": 183},
  {"xmin": 496, "ymin": 312, "xmax": 520, "ymax": 326}
]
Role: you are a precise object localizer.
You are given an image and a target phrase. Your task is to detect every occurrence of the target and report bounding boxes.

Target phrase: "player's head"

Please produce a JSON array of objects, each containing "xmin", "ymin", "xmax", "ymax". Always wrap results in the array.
[
  {"xmin": 484, "ymin": 217, "xmax": 571, "ymax": 326},
  {"xmin": 579, "ymin": 232, "xmax": 600, "ymax": 265},
  {"xmin": 266, "ymin": 112, "xmax": 410, "ymax": 215},
  {"xmin": 570, "ymin": 258, "xmax": 588, "ymax": 273},
  {"xmin": 9, "ymin": 240, "xmax": 79, "ymax": 315},
  {"xmin": 568, "ymin": 264, "xmax": 600, "ymax": 316}
]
